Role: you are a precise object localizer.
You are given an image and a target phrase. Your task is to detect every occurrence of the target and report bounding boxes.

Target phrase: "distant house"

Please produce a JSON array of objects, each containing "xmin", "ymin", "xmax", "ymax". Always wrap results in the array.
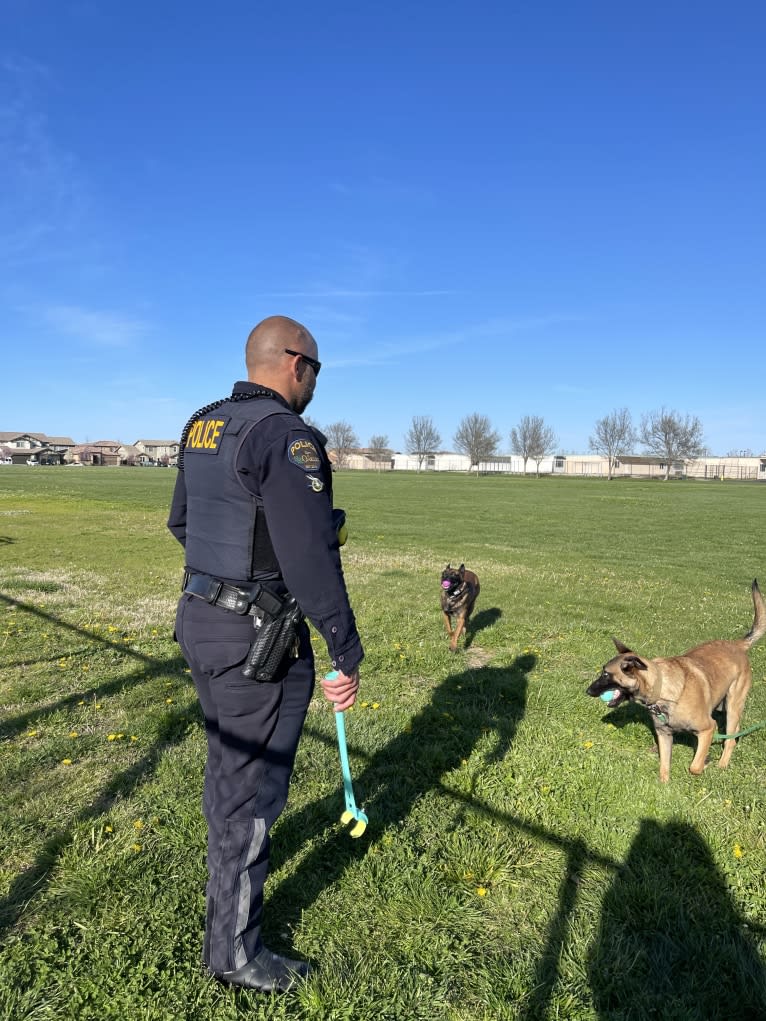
[
  {"xmin": 69, "ymin": 441, "xmax": 122, "ymax": 466},
  {"xmin": 133, "ymin": 439, "xmax": 180, "ymax": 466},
  {"xmin": 327, "ymin": 447, "xmax": 393, "ymax": 471},
  {"xmin": 0, "ymin": 432, "xmax": 75, "ymax": 462}
]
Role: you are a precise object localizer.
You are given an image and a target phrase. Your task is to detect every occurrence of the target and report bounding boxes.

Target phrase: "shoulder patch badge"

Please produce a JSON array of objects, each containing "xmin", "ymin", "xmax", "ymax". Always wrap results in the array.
[
  {"xmin": 307, "ymin": 474, "xmax": 324, "ymax": 492},
  {"xmin": 288, "ymin": 437, "xmax": 321, "ymax": 472}
]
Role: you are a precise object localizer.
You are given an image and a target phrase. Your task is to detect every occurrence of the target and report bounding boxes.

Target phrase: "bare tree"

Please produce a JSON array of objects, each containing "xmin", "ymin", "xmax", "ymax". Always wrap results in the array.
[
  {"xmin": 302, "ymin": 415, "xmax": 322, "ymax": 433},
  {"xmin": 368, "ymin": 433, "xmax": 391, "ymax": 471},
  {"xmin": 640, "ymin": 408, "xmax": 705, "ymax": 480},
  {"xmin": 530, "ymin": 421, "xmax": 557, "ymax": 477},
  {"xmin": 511, "ymin": 415, "xmax": 556, "ymax": 476},
  {"xmin": 404, "ymin": 415, "xmax": 441, "ymax": 472},
  {"xmin": 589, "ymin": 408, "xmax": 637, "ymax": 480},
  {"xmin": 325, "ymin": 421, "xmax": 358, "ymax": 470},
  {"xmin": 453, "ymin": 413, "xmax": 501, "ymax": 473}
]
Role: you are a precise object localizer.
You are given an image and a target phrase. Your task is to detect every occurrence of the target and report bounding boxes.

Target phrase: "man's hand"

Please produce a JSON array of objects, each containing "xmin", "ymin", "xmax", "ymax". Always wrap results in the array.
[{"xmin": 321, "ymin": 669, "xmax": 360, "ymax": 712}]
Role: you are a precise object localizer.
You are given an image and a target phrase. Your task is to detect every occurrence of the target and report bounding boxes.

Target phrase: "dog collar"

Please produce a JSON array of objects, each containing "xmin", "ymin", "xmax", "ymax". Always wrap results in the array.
[{"xmin": 646, "ymin": 702, "xmax": 670, "ymax": 725}]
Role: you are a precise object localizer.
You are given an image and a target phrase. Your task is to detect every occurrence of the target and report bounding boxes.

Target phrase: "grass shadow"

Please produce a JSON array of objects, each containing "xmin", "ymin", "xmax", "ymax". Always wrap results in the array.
[
  {"xmin": 589, "ymin": 819, "xmax": 766, "ymax": 1019},
  {"xmin": 0, "ymin": 700, "xmax": 201, "ymax": 935},
  {"xmin": 0, "ymin": 592, "xmax": 187, "ymax": 739},
  {"xmin": 0, "ymin": 592, "xmax": 198, "ymax": 936}
]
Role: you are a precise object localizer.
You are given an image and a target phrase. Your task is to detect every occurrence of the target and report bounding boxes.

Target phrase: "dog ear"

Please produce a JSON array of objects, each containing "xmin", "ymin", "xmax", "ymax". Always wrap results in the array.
[
  {"xmin": 621, "ymin": 654, "xmax": 648, "ymax": 672},
  {"xmin": 459, "ymin": 563, "xmax": 465, "ymax": 575},
  {"xmin": 612, "ymin": 638, "xmax": 633, "ymax": 654}
]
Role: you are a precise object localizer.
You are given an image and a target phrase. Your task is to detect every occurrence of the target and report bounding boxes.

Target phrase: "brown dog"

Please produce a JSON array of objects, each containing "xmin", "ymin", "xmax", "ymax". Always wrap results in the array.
[
  {"xmin": 587, "ymin": 580, "xmax": 766, "ymax": 782},
  {"xmin": 440, "ymin": 563, "xmax": 480, "ymax": 652}
]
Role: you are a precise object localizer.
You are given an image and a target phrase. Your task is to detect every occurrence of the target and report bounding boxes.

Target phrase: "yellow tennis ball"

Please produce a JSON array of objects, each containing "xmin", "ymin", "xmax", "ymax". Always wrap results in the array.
[{"xmin": 337, "ymin": 523, "xmax": 348, "ymax": 546}]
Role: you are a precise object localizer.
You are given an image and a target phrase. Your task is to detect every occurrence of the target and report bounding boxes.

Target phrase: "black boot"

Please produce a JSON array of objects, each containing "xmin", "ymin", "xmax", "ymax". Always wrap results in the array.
[{"xmin": 212, "ymin": 946, "xmax": 311, "ymax": 993}]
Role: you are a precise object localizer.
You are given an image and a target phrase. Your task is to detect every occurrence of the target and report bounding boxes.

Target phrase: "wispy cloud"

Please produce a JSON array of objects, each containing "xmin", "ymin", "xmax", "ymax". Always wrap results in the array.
[
  {"xmin": 250, "ymin": 289, "xmax": 455, "ymax": 298},
  {"xmin": 0, "ymin": 55, "xmax": 90, "ymax": 268},
  {"xmin": 41, "ymin": 305, "xmax": 149, "ymax": 348},
  {"xmin": 327, "ymin": 314, "xmax": 582, "ymax": 368}
]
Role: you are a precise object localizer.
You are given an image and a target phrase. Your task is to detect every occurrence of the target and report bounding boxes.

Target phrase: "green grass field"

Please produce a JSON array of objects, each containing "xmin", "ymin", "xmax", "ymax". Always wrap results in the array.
[{"xmin": 1, "ymin": 467, "xmax": 764, "ymax": 1020}]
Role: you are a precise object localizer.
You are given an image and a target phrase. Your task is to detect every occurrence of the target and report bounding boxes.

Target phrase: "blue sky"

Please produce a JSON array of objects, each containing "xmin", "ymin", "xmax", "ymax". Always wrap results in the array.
[{"xmin": 2, "ymin": 1, "xmax": 764, "ymax": 454}]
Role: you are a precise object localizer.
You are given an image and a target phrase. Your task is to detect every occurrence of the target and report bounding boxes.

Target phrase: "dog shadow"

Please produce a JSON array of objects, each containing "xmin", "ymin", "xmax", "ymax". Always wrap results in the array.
[
  {"xmin": 601, "ymin": 701, "xmax": 730, "ymax": 755},
  {"xmin": 464, "ymin": 607, "xmax": 502, "ymax": 648},
  {"xmin": 589, "ymin": 819, "xmax": 766, "ymax": 1018}
]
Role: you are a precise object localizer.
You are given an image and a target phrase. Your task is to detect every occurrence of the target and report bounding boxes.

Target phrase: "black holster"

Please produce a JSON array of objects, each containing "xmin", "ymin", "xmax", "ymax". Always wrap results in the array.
[{"xmin": 242, "ymin": 595, "xmax": 304, "ymax": 680}]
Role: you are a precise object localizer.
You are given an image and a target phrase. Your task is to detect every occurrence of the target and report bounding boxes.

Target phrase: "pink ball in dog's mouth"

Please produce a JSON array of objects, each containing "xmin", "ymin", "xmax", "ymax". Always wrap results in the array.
[{"xmin": 442, "ymin": 580, "xmax": 451, "ymax": 589}]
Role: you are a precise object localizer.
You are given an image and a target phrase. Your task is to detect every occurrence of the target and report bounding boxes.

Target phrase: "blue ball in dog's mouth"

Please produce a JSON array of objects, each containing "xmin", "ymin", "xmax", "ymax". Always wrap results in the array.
[{"xmin": 600, "ymin": 690, "xmax": 619, "ymax": 702}]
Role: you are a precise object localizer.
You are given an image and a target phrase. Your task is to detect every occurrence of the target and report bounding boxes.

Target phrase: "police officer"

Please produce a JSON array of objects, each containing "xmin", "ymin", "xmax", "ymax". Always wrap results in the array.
[{"xmin": 168, "ymin": 315, "xmax": 363, "ymax": 992}]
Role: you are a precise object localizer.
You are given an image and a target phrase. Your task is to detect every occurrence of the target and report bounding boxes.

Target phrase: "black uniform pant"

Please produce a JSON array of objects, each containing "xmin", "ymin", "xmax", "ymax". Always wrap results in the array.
[{"xmin": 175, "ymin": 593, "xmax": 314, "ymax": 974}]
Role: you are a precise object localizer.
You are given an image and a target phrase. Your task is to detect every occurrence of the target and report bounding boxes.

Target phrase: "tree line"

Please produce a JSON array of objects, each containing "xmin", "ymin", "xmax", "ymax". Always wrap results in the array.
[{"xmin": 307, "ymin": 408, "xmax": 708, "ymax": 480}]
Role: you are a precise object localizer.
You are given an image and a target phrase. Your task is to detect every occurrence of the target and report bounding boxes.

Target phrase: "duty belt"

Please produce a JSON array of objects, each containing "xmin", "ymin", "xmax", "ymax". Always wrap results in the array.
[{"xmin": 182, "ymin": 571, "xmax": 283, "ymax": 618}]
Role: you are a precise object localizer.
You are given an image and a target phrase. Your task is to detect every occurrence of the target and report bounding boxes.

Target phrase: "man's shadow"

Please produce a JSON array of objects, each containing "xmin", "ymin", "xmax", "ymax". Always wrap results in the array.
[
  {"xmin": 266, "ymin": 656, "xmax": 533, "ymax": 943},
  {"xmin": 589, "ymin": 818, "xmax": 766, "ymax": 1020}
]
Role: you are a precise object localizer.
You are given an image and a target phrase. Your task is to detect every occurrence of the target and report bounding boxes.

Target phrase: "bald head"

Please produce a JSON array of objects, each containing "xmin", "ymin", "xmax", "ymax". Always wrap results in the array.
[{"xmin": 245, "ymin": 315, "xmax": 319, "ymax": 413}]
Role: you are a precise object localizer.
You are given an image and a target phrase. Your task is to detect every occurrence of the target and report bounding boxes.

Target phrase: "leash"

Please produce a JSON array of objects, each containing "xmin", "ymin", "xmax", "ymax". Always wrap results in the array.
[
  {"xmin": 712, "ymin": 721, "xmax": 766, "ymax": 742},
  {"xmin": 648, "ymin": 703, "xmax": 766, "ymax": 741}
]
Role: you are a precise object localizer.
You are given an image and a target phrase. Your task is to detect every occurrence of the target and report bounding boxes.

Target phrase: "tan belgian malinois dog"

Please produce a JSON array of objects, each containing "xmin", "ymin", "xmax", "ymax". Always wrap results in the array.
[{"xmin": 587, "ymin": 580, "xmax": 766, "ymax": 782}]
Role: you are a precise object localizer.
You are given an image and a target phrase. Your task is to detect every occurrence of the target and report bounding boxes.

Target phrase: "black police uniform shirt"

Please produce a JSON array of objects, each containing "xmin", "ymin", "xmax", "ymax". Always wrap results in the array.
[{"xmin": 168, "ymin": 382, "xmax": 364, "ymax": 675}]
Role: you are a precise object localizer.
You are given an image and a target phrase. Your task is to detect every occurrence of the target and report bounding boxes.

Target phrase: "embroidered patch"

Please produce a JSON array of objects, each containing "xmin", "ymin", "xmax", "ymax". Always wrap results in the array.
[
  {"xmin": 185, "ymin": 415, "xmax": 230, "ymax": 454},
  {"xmin": 288, "ymin": 437, "xmax": 321, "ymax": 472},
  {"xmin": 307, "ymin": 474, "xmax": 324, "ymax": 492}
]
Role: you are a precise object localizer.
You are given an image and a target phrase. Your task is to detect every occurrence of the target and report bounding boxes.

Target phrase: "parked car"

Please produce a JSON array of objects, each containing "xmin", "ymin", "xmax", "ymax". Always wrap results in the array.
[{"xmin": 26, "ymin": 458, "xmax": 39, "ymax": 466}]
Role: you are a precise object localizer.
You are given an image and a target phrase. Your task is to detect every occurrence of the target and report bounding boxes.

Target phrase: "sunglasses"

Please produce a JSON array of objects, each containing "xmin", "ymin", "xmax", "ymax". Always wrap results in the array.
[{"xmin": 284, "ymin": 348, "xmax": 321, "ymax": 376}]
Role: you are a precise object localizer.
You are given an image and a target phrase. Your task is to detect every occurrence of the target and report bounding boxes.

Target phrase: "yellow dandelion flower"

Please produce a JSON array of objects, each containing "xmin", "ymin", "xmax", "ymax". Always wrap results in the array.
[
  {"xmin": 69, "ymin": 731, "xmax": 79, "ymax": 738},
  {"xmin": 476, "ymin": 887, "xmax": 488, "ymax": 897},
  {"xmin": 151, "ymin": 629, "xmax": 158, "ymax": 636},
  {"xmin": 132, "ymin": 843, "xmax": 143, "ymax": 852},
  {"xmin": 372, "ymin": 702, "xmax": 380, "ymax": 709},
  {"xmin": 130, "ymin": 735, "xmax": 138, "ymax": 742},
  {"xmin": 95, "ymin": 703, "xmax": 102, "ymax": 709},
  {"xmin": 104, "ymin": 825, "xmax": 113, "ymax": 833},
  {"xmin": 165, "ymin": 697, "xmax": 174, "ymax": 704},
  {"xmin": 107, "ymin": 626, "xmax": 118, "ymax": 633},
  {"xmin": 107, "ymin": 734, "xmax": 117, "ymax": 741},
  {"xmin": 399, "ymin": 654, "xmax": 405, "ymax": 659},
  {"xmin": 27, "ymin": 730, "xmax": 38, "ymax": 737},
  {"xmin": 733, "ymin": 844, "xmax": 744, "ymax": 859},
  {"xmin": 78, "ymin": 700, "xmax": 85, "ymax": 706},
  {"xmin": 62, "ymin": 758, "xmax": 72, "ymax": 765},
  {"xmin": 360, "ymin": 701, "xmax": 369, "ymax": 708},
  {"xmin": 582, "ymin": 741, "xmax": 594, "ymax": 749},
  {"xmin": 133, "ymin": 820, "xmax": 144, "ymax": 831}
]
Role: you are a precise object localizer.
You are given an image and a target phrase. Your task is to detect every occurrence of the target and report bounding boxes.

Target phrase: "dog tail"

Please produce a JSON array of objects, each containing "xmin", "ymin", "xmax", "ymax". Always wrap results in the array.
[{"xmin": 743, "ymin": 579, "xmax": 766, "ymax": 648}]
